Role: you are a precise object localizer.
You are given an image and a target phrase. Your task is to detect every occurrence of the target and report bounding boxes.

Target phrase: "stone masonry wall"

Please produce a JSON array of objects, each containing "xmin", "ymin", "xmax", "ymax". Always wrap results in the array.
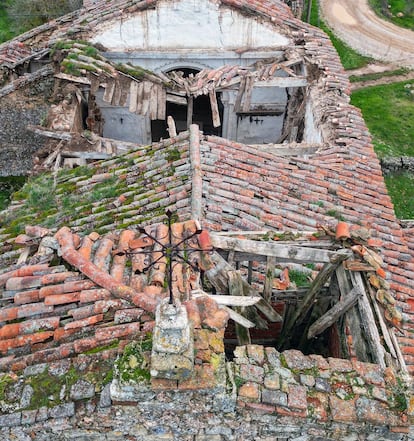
[
  {"xmin": 0, "ymin": 79, "xmax": 53, "ymax": 176},
  {"xmin": 0, "ymin": 344, "xmax": 412, "ymax": 441}
]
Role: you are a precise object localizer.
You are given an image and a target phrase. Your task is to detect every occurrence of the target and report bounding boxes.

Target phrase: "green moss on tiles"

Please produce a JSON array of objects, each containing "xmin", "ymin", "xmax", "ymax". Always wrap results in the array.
[
  {"xmin": 0, "ymin": 374, "xmax": 16, "ymax": 402},
  {"xmin": 83, "ymin": 340, "xmax": 119, "ymax": 355},
  {"xmin": 115, "ymin": 335, "xmax": 152, "ymax": 384},
  {"xmin": 166, "ymin": 148, "xmax": 181, "ymax": 163},
  {"xmin": 115, "ymin": 63, "xmax": 154, "ymax": 80},
  {"xmin": 27, "ymin": 369, "xmax": 64, "ymax": 409},
  {"xmin": 289, "ymin": 269, "xmax": 310, "ymax": 288}
]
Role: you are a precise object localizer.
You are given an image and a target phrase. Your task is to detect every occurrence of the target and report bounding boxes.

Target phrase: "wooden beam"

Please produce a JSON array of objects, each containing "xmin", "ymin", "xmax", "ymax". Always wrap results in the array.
[
  {"xmin": 209, "ymin": 90, "xmax": 221, "ymax": 128},
  {"xmin": 255, "ymin": 77, "xmax": 307, "ymax": 88},
  {"xmin": 229, "ymin": 270, "xmax": 251, "ymax": 345},
  {"xmin": 191, "ymin": 291, "xmax": 261, "ymax": 306},
  {"xmin": 61, "ymin": 151, "xmax": 111, "ymax": 160},
  {"xmin": 187, "ymin": 96, "xmax": 194, "ymax": 129},
  {"xmin": 205, "ymin": 252, "xmax": 281, "ymax": 325},
  {"xmin": 283, "ymin": 250, "xmax": 350, "ymax": 337},
  {"xmin": 28, "ymin": 125, "xmax": 72, "ymax": 140},
  {"xmin": 363, "ymin": 274, "xmax": 397, "ymax": 360},
  {"xmin": 210, "ymin": 234, "xmax": 347, "ymax": 264},
  {"xmin": 350, "ymin": 271, "xmax": 386, "ymax": 368},
  {"xmin": 263, "ymin": 256, "xmax": 275, "ymax": 303},
  {"xmin": 335, "ymin": 265, "xmax": 370, "ymax": 361},
  {"xmin": 307, "ymin": 287, "xmax": 360, "ymax": 339}
]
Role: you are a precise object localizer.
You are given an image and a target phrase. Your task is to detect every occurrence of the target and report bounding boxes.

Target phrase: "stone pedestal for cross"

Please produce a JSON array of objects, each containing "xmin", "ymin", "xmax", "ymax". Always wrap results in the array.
[{"xmin": 150, "ymin": 299, "xmax": 194, "ymax": 380}]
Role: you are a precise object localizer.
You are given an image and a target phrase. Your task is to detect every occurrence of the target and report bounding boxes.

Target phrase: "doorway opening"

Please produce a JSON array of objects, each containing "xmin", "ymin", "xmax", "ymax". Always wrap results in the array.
[{"xmin": 151, "ymin": 67, "xmax": 224, "ymax": 142}]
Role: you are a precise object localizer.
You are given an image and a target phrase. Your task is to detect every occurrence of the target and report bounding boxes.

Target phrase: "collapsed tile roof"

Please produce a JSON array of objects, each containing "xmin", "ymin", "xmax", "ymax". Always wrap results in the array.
[{"xmin": 0, "ymin": 0, "xmax": 413, "ymax": 379}]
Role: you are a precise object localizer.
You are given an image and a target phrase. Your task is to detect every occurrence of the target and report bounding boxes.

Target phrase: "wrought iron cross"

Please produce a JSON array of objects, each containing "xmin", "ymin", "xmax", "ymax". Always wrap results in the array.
[{"xmin": 121, "ymin": 210, "xmax": 210, "ymax": 305}]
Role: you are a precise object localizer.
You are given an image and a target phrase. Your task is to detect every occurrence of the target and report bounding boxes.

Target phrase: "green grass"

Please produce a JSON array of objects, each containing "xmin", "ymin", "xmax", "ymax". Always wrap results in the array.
[
  {"xmin": 351, "ymin": 80, "xmax": 414, "ymax": 157},
  {"xmin": 384, "ymin": 172, "xmax": 414, "ymax": 219},
  {"xmin": 306, "ymin": 0, "xmax": 372, "ymax": 70},
  {"xmin": 0, "ymin": 2, "xmax": 15, "ymax": 43},
  {"xmin": 0, "ymin": 177, "xmax": 26, "ymax": 211},
  {"xmin": 349, "ymin": 68, "xmax": 410, "ymax": 83},
  {"xmin": 370, "ymin": 0, "xmax": 414, "ymax": 30}
]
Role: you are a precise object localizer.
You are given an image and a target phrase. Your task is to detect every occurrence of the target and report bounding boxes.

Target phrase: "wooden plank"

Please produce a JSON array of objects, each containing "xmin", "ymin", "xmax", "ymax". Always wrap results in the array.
[
  {"xmin": 210, "ymin": 234, "xmax": 346, "ymax": 264},
  {"xmin": 191, "ymin": 291, "xmax": 261, "ymax": 306},
  {"xmin": 242, "ymin": 76, "xmax": 254, "ymax": 112},
  {"xmin": 363, "ymin": 274, "xmax": 397, "ymax": 359},
  {"xmin": 222, "ymin": 305, "xmax": 255, "ymax": 328},
  {"xmin": 167, "ymin": 93, "xmax": 187, "ymax": 105},
  {"xmin": 167, "ymin": 116, "xmax": 177, "ymax": 137},
  {"xmin": 103, "ymin": 79, "xmax": 115, "ymax": 103},
  {"xmin": 157, "ymin": 86, "xmax": 167, "ymax": 120},
  {"xmin": 54, "ymin": 72, "xmax": 91, "ymax": 85},
  {"xmin": 209, "ymin": 89, "xmax": 221, "ymax": 128},
  {"xmin": 254, "ymin": 77, "xmax": 307, "ymax": 88},
  {"xmin": 307, "ymin": 287, "xmax": 360, "ymax": 339},
  {"xmin": 335, "ymin": 265, "xmax": 370, "ymax": 361},
  {"xmin": 205, "ymin": 252, "xmax": 278, "ymax": 326},
  {"xmin": 128, "ymin": 81, "xmax": 138, "ymax": 113},
  {"xmin": 350, "ymin": 271, "xmax": 386, "ymax": 368},
  {"xmin": 61, "ymin": 151, "xmax": 111, "ymax": 160},
  {"xmin": 263, "ymin": 256, "xmax": 275, "ymax": 303},
  {"xmin": 28, "ymin": 125, "xmax": 72, "ymax": 140},
  {"xmin": 149, "ymin": 83, "xmax": 158, "ymax": 120},
  {"xmin": 234, "ymin": 76, "xmax": 246, "ymax": 113},
  {"xmin": 284, "ymin": 250, "xmax": 350, "ymax": 334},
  {"xmin": 112, "ymin": 79, "xmax": 122, "ymax": 106},
  {"xmin": 187, "ymin": 96, "xmax": 194, "ymax": 129},
  {"xmin": 141, "ymin": 81, "xmax": 152, "ymax": 116},
  {"xmin": 229, "ymin": 270, "xmax": 251, "ymax": 345}
]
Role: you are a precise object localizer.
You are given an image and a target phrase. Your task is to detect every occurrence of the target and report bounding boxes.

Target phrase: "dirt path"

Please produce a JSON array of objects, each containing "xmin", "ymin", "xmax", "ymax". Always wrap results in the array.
[{"xmin": 320, "ymin": 0, "xmax": 414, "ymax": 68}]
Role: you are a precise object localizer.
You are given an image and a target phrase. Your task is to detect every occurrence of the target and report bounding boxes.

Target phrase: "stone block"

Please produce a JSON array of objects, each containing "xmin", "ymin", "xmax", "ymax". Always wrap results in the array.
[
  {"xmin": 239, "ymin": 381, "xmax": 261, "ymax": 401},
  {"xmin": 98, "ymin": 383, "xmax": 112, "ymax": 408},
  {"xmin": 0, "ymin": 412, "xmax": 21, "ymax": 427},
  {"xmin": 356, "ymin": 396, "xmax": 402, "ymax": 426},
  {"xmin": 299, "ymin": 374, "xmax": 315, "ymax": 387},
  {"xmin": 246, "ymin": 344, "xmax": 265, "ymax": 365},
  {"xmin": 329, "ymin": 395, "xmax": 357, "ymax": 422},
  {"xmin": 315, "ymin": 377, "xmax": 331, "ymax": 393},
  {"xmin": 239, "ymin": 364, "xmax": 264, "ymax": 383},
  {"xmin": 264, "ymin": 373, "xmax": 280, "ymax": 390},
  {"xmin": 261, "ymin": 388, "xmax": 287, "ymax": 406},
  {"xmin": 194, "ymin": 329, "xmax": 210, "ymax": 350},
  {"xmin": 328, "ymin": 357, "xmax": 353, "ymax": 372},
  {"xmin": 178, "ymin": 364, "xmax": 217, "ymax": 390},
  {"xmin": 70, "ymin": 379, "xmax": 95, "ymax": 400},
  {"xmin": 282, "ymin": 350, "xmax": 314, "ymax": 370},
  {"xmin": 48, "ymin": 402, "xmax": 75, "ymax": 419},
  {"xmin": 265, "ymin": 347, "xmax": 281, "ymax": 368},
  {"xmin": 151, "ymin": 300, "xmax": 194, "ymax": 381},
  {"xmin": 288, "ymin": 384, "xmax": 308, "ymax": 410}
]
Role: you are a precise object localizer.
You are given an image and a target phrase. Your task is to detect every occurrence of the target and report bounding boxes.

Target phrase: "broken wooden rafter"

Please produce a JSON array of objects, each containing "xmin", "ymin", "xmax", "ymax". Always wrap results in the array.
[
  {"xmin": 255, "ymin": 77, "xmax": 307, "ymax": 88},
  {"xmin": 210, "ymin": 234, "xmax": 345, "ymax": 264},
  {"xmin": 350, "ymin": 271, "xmax": 386, "ymax": 368},
  {"xmin": 228, "ymin": 270, "xmax": 251, "ymax": 345},
  {"xmin": 363, "ymin": 273, "xmax": 397, "ymax": 360},
  {"xmin": 282, "ymin": 249, "xmax": 350, "ymax": 342},
  {"xmin": 204, "ymin": 251, "xmax": 282, "ymax": 326},
  {"xmin": 307, "ymin": 286, "xmax": 360, "ymax": 339},
  {"xmin": 28, "ymin": 125, "xmax": 72, "ymax": 141}
]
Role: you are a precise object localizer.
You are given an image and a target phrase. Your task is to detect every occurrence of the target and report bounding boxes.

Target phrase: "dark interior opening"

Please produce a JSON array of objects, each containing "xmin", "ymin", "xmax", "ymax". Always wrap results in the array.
[{"xmin": 151, "ymin": 68, "xmax": 224, "ymax": 142}]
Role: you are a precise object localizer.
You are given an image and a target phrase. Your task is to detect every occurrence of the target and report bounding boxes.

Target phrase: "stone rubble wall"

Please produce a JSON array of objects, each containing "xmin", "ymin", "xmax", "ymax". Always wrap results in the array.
[
  {"xmin": 0, "ymin": 79, "xmax": 53, "ymax": 176},
  {"xmin": 381, "ymin": 157, "xmax": 414, "ymax": 175},
  {"xmin": 0, "ymin": 344, "xmax": 412, "ymax": 440}
]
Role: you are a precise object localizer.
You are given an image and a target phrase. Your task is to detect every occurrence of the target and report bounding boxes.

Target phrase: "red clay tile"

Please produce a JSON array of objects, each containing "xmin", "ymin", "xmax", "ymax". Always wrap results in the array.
[
  {"xmin": 79, "ymin": 288, "xmax": 111, "ymax": 303},
  {"xmin": 39, "ymin": 280, "xmax": 96, "ymax": 298},
  {"xmin": 44, "ymin": 292, "xmax": 81, "ymax": 306},
  {"xmin": 64, "ymin": 314, "xmax": 104, "ymax": 330},
  {"xmin": 13, "ymin": 289, "xmax": 40, "ymax": 305},
  {"xmin": 95, "ymin": 322, "xmax": 141, "ymax": 340}
]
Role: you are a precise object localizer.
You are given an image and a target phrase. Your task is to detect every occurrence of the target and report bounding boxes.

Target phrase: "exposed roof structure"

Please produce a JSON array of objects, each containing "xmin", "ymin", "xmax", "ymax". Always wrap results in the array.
[{"xmin": 0, "ymin": 0, "xmax": 413, "ymax": 434}]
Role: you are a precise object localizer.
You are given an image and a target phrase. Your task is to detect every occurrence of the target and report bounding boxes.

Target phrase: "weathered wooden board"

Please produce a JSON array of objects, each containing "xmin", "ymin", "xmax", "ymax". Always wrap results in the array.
[{"xmin": 210, "ymin": 234, "xmax": 348, "ymax": 264}]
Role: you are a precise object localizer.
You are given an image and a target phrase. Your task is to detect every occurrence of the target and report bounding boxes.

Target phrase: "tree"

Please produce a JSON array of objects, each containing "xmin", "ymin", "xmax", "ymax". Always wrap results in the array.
[{"xmin": 7, "ymin": 0, "xmax": 82, "ymax": 33}]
